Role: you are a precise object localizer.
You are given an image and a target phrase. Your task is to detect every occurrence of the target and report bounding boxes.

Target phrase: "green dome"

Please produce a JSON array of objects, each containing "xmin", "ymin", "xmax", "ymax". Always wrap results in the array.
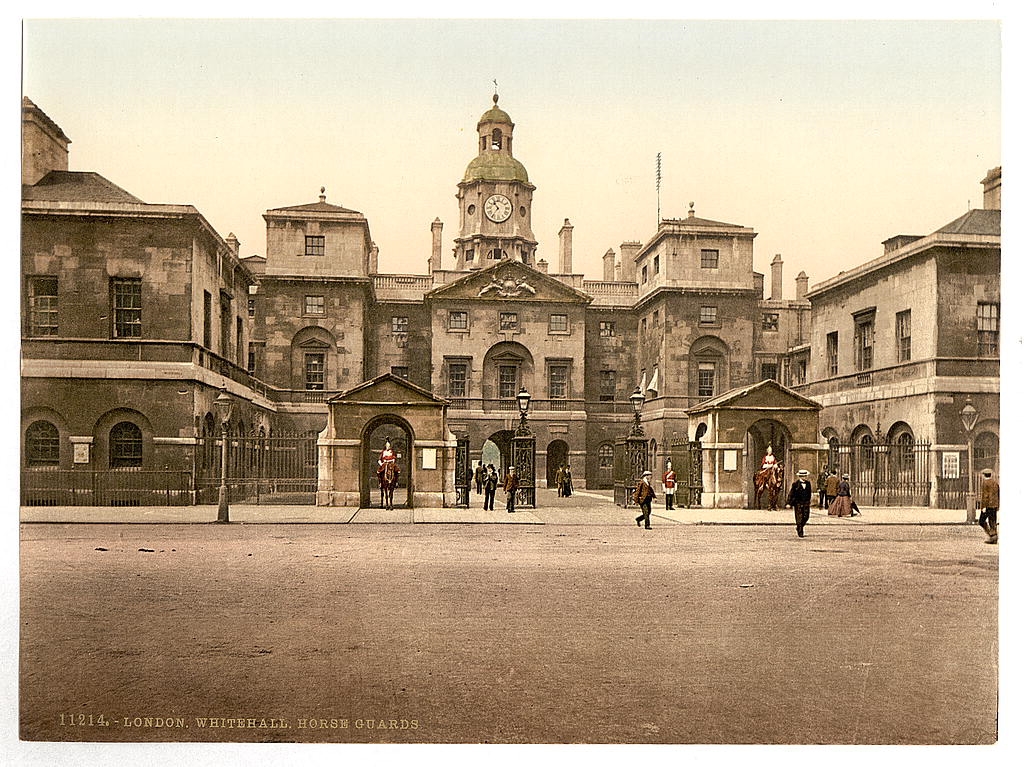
[{"xmin": 462, "ymin": 152, "xmax": 530, "ymax": 183}]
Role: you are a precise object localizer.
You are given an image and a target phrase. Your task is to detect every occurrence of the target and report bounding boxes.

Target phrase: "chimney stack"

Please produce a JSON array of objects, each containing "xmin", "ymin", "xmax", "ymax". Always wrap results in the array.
[
  {"xmin": 795, "ymin": 271, "xmax": 809, "ymax": 299},
  {"xmin": 536, "ymin": 258, "xmax": 548, "ymax": 274},
  {"xmin": 603, "ymin": 248, "xmax": 617, "ymax": 281},
  {"xmin": 22, "ymin": 98, "xmax": 70, "ymax": 186},
  {"xmin": 770, "ymin": 254, "xmax": 783, "ymax": 300},
  {"xmin": 619, "ymin": 241, "xmax": 642, "ymax": 283},
  {"xmin": 982, "ymin": 166, "xmax": 1001, "ymax": 210},
  {"xmin": 430, "ymin": 218, "xmax": 443, "ymax": 273},
  {"xmin": 558, "ymin": 219, "xmax": 574, "ymax": 274},
  {"xmin": 225, "ymin": 233, "xmax": 240, "ymax": 258}
]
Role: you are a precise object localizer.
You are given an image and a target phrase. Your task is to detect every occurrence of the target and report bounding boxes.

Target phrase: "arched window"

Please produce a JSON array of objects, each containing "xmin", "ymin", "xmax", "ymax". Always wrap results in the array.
[
  {"xmin": 491, "ymin": 128, "xmax": 502, "ymax": 150},
  {"xmin": 827, "ymin": 436, "xmax": 840, "ymax": 471},
  {"xmin": 25, "ymin": 420, "xmax": 59, "ymax": 466},
  {"xmin": 896, "ymin": 432, "xmax": 915, "ymax": 474},
  {"xmin": 974, "ymin": 431, "xmax": 998, "ymax": 471},
  {"xmin": 109, "ymin": 421, "xmax": 143, "ymax": 468}
]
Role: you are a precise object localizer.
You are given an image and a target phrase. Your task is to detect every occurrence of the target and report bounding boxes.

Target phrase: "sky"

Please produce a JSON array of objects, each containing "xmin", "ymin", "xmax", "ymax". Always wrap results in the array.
[{"xmin": 18, "ymin": 16, "xmax": 1003, "ymax": 298}]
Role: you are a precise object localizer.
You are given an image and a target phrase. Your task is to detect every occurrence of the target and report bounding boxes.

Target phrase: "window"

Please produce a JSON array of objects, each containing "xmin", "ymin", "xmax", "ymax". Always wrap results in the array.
[
  {"xmin": 305, "ymin": 352, "xmax": 325, "ymax": 390},
  {"xmin": 25, "ymin": 420, "xmax": 59, "ymax": 466},
  {"xmin": 699, "ymin": 306, "xmax": 717, "ymax": 326},
  {"xmin": 653, "ymin": 255, "xmax": 660, "ymax": 274},
  {"xmin": 220, "ymin": 293, "xmax": 232, "ymax": 356},
  {"xmin": 109, "ymin": 421, "xmax": 143, "ymax": 468},
  {"xmin": 466, "ymin": 249, "xmax": 474, "ymax": 262},
  {"xmin": 701, "ymin": 249, "xmax": 719, "ymax": 269},
  {"xmin": 977, "ymin": 302, "xmax": 999, "ymax": 356},
  {"xmin": 449, "ymin": 311, "xmax": 468, "ymax": 330},
  {"xmin": 641, "ymin": 265, "xmax": 648, "ymax": 284},
  {"xmin": 499, "ymin": 312, "xmax": 519, "ymax": 331},
  {"xmin": 826, "ymin": 332, "xmax": 839, "ymax": 376},
  {"xmin": 304, "ymin": 235, "xmax": 325, "ymax": 256},
  {"xmin": 27, "ymin": 276, "xmax": 58, "ymax": 336},
  {"xmin": 391, "ymin": 316, "xmax": 408, "ymax": 334},
  {"xmin": 653, "ymin": 310, "xmax": 660, "ymax": 326},
  {"xmin": 697, "ymin": 362, "xmax": 716, "ymax": 399},
  {"xmin": 762, "ymin": 313, "xmax": 779, "ymax": 332},
  {"xmin": 487, "ymin": 248, "xmax": 507, "ymax": 260},
  {"xmin": 236, "ymin": 317, "xmax": 244, "ymax": 365},
  {"xmin": 761, "ymin": 363, "xmax": 778, "ymax": 381},
  {"xmin": 247, "ymin": 297, "xmax": 256, "ymax": 317},
  {"xmin": 247, "ymin": 343, "xmax": 257, "ymax": 376},
  {"xmin": 549, "ymin": 314, "xmax": 569, "ymax": 333},
  {"xmin": 792, "ymin": 358, "xmax": 807, "ymax": 386},
  {"xmin": 896, "ymin": 310, "xmax": 912, "ymax": 363},
  {"xmin": 854, "ymin": 314, "xmax": 874, "ymax": 371},
  {"xmin": 499, "ymin": 365, "xmax": 519, "ymax": 399},
  {"xmin": 599, "ymin": 320, "xmax": 615, "ymax": 338},
  {"xmin": 304, "ymin": 295, "xmax": 325, "ymax": 315},
  {"xmin": 203, "ymin": 291, "xmax": 212, "ymax": 348},
  {"xmin": 548, "ymin": 364, "xmax": 569, "ymax": 399},
  {"xmin": 599, "ymin": 370, "xmax": 616, "ymax": 401},
  {"xmin": 447, "ymin": 361, "xmax": 468, "ymax": 397},
  {"xmin": 598, "ymin": 443, "xmax": 614, "ymax": 470},
  {"xmin": 111, "ymin": 278, "xmax": 142, "ymax": 338},
  {"xmin": 391, "ymin": 366, "xmax": 409, "ymax": 380},
  {"xmin": 641, "ymin": 318, "xmax": 647, "ymax": 334}
]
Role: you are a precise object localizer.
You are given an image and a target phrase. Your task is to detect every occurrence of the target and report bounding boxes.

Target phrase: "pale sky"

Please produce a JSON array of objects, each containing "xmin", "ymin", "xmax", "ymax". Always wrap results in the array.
[{"xmin": 20, "ymin": 16, "xmax": 1002, "ymax": 297}]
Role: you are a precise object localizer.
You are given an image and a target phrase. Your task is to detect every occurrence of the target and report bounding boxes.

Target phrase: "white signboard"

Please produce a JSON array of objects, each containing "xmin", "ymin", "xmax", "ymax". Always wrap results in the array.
[
  {"xmin": 941, "ymin": 452, "xmax": 960, "ymax": 479},
  {"xmin": 421, "ymin": 447, "xmax": 437, "ymax": 470},
  {"xmin": 723, "ymin": 450, "xmax": 737, "ymax": 471}
]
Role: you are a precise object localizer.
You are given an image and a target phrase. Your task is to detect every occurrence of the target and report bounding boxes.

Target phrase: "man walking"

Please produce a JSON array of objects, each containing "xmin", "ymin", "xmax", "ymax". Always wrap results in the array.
[
  {"xmin": 824, "ymin": 469, "xmax": 840, "ymax": 508},
  {"xmin": 786, "ymin": 468, "xmax": 814, "ymax": 538},
  {"xmin": 817, "ymin": 465, "xmax": 829, "ymax": 509},
  {"xmin": 633, "ymin": 470, "xmax": 656, "ymax": 529},
  {"xmin": 504, "ymin": 465, "xmax": 519, "ymax": 513},
  {"xmin": 663, "ymin": 461, "xmax": 677, "ymax": 510},
  {"xmin": 483, "ymin": 463, "xmax": 498, "ymax": 510},
  {"xmin": 979, "ymin": 468, "xmax": 998, "ymax": 544}
]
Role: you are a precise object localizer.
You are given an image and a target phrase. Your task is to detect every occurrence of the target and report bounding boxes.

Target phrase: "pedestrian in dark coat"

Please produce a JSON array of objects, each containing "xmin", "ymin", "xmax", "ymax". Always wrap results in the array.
[
  {"xmin": 562, "ymin": 465, "xmax": 573, "ymax": 497},
  {"xmin": 825, "ymin": 470, "xmax": 840, "ymax": 508},
  {"xmin": 787, "ymin": 468, "xmax": 814, "ymax": 537},
  {"xmin": 474, "ymin": 463, "xmax": 484, "ymax": 494},
  {"xmin": 817, "ymin": 466, "xmax": 829, "ymax": 509},
  {"xmin": 979, "ymin": 468, "xmax": 999, "ymax": 544},
  {"xmin": 483, "ymin": 464, "xmax": 498, "ymax": 510},
  {"xmin": 504, "ymin": 466, "xmax": 519, "ymax": 513},
  {"xmin": 827, "ymin": 474, "xmax": 855, "ymax": 517},
  {"xmin": 633, "ymin": 471, "xmax": 656, "ymax": 529}
]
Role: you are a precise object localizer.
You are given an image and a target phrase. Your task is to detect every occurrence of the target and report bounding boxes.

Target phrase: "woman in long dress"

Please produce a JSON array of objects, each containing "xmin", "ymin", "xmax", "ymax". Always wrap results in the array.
[{"xmin": 827, "ymin": 473, "xmax": 854, "ymax": 517}]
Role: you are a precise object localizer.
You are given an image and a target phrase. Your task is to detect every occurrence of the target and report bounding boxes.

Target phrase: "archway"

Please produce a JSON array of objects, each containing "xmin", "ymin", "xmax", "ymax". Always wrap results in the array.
[
  {"xmin": 483, "ymin": 430, "xmax": 514, "ymax": 475},
  {"xmin": 745, "ymin": 418, "xmax": 792, "ymax": 508},
  {"xmin": 546, "ymin": 440, "xmax": 569, "ymax": 488},
  {"xmin": 361, "ymin": 415, "xmax": 414, "ymax": 509}
]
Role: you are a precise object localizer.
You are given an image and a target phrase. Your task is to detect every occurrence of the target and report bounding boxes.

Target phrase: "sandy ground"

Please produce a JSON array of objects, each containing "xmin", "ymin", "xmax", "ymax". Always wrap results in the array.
[{"xmin": 19, "ymin": 521, "xmax": 997, "ymax": 744}]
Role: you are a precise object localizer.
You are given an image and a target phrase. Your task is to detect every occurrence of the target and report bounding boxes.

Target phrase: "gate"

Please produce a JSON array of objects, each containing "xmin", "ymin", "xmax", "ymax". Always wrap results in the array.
[
  {"xmin": 830, "ymin": 437, "xmax": 933, "ymax": 507},
  {"xmin": 613, "ymin": 436, "xmax": 649, "ymax": 507},
  {"xmin": 197, "ymin": 431, "xmax": 319, "ymax": 505},
  {"xmin": 668, "ymin": 437, "xmax": 704, "ymax": 508},
  {"xmin": 511, "ymin": 433, "xmax": 536, "ymax": 508},
  {"xmin": 454, "ymin": 435, "xmax": 470, "ymax": 507}
]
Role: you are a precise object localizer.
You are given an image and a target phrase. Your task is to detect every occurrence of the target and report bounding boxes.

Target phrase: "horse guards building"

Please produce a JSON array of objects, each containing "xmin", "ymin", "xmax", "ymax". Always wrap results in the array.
[{"xmin": 21, "ymin": 95, "xmax": 1000, "ymax": 511}]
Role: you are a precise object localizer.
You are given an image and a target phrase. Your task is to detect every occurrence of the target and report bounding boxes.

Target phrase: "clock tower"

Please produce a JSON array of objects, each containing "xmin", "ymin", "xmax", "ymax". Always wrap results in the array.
[{"xmin": 454, "ymin": 94, "xmax": 538, "ymax": 270}]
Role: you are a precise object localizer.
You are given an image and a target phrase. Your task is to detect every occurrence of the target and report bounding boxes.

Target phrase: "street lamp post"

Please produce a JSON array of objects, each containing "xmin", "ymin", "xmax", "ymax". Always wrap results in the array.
[
  {"xmin": 516, "ymin": 386, "xmax": 532, "ymax": 435},
  {"xmin": 214, "ymin": 387, "xmax": 234, "ymax": 524},
  {"xmin": 960, "ymin": 397, "xmax": 978, "ymax": 525},
  {"xmin": 629, "ymin": 386, "xmax": 646, "ymax": 436}
]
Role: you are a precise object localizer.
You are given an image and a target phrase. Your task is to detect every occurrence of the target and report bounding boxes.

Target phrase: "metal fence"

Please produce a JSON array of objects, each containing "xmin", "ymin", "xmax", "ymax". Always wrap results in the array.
[
  {"xmin": 21, "ymin": 469, "xmax": 193, "ymax": 507},
  {"xmin": 196, "ymin": 432, "xmax": 319, "ymax": 505},
  {"xmin": 828, "ymin": 437, "xmax": 937, "ymax": 507}
]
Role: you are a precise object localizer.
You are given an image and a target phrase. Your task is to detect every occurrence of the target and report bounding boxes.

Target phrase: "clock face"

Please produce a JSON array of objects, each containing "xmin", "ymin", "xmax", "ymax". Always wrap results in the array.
[{"xmin": 484, "ymin": 194, "xmax": 513, "ymax": 223}]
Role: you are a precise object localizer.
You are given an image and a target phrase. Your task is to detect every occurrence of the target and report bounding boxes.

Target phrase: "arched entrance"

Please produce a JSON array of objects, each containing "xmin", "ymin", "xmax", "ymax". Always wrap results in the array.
[
  {"xmin": 361, "ymin": 415, "xmax": 414, "ymax": 509},
  {"xmin": 546, "ymin": 440, "xmax": 569, "ymax": 488},
  {"xmin": 745, "ymin": 418, "xmax": 792, "ymax": 509},
  {"xmin": 483, "ymin": 430, "xmax": 514, "ymax": 475}
]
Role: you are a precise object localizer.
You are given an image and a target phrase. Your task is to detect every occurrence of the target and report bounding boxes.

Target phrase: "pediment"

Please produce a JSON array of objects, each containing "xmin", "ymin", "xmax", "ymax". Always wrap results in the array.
[
  {"xmin": 328, "ymin": 373, "xmax": 447, "ymax": 406},
  {"xmin": 688, "ymin": 379, "xmax": 822, "ymax": 414},
  {"xmin": 427, "ymin": 260, "xmax": 592, "ymax": 304}
]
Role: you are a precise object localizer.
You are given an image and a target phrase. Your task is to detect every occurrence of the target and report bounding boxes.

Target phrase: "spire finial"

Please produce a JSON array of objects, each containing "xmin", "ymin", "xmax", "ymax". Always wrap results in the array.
[
  {"xmin": 493, "ymin": 79, "xmax": 499, "ymax": 104},
  {"xmin": 319, "ymin": 186, "xmax": 326, "ymax": 202}
]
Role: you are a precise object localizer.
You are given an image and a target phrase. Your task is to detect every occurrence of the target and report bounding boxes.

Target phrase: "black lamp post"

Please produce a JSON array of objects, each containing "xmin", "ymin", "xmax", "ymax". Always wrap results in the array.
[
  {"xmin": 629, "ymin": 386, "xmax": 646, "ymax": 436},
  {"xmin": 516, "ymin": 386, "xmax": 532, "ymax": 435},
  {"xmin": 960, "ymin": 397, "xmax": 978, "ymax": 524},
  {"xmin": 214, "ymin": 387, "xmax": 234, "ymax": 524}
]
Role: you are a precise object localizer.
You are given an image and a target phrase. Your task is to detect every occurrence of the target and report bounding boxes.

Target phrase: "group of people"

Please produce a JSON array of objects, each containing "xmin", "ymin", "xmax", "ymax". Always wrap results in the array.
[
  {"xmin": 472, "ymin": 461, "xmax": 521, "ymax": 513},
  {"xmin": 553, "ymin": 465, "xmax": 574, "ymax": 497}
]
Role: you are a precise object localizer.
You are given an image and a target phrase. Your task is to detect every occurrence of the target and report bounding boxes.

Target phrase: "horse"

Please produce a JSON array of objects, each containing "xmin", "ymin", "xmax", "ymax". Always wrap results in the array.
[
  {"xmin": 754, "ymin": 463, "xmax": 785, "ymax": 510},
  {"xmin": 377, "ymin": 461, "xmax": 400, "ymax": 510}
]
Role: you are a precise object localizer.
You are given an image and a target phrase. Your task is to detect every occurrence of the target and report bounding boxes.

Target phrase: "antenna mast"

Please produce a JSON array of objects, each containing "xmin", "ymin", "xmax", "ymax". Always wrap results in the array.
[{"xmin": 656, "ymin": 152, "xmax": 662, "ymax": 226}]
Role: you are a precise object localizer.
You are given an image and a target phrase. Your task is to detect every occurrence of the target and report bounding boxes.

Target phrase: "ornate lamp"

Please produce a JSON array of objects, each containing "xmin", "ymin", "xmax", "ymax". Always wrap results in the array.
[
  {"xmin": 214, "ymin": 388, "xmax": 234, "ymax": 523},
  {"xmin": 516, "ymin": 386, "xmax": 532, "ymax": 435},
  {"xmin": 630, "ymin": 385, "xmax": 646, "ymax": 436},
  {"xmin": 960, "ymin": 397, "xmax": 978, "ymax": 523}
]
